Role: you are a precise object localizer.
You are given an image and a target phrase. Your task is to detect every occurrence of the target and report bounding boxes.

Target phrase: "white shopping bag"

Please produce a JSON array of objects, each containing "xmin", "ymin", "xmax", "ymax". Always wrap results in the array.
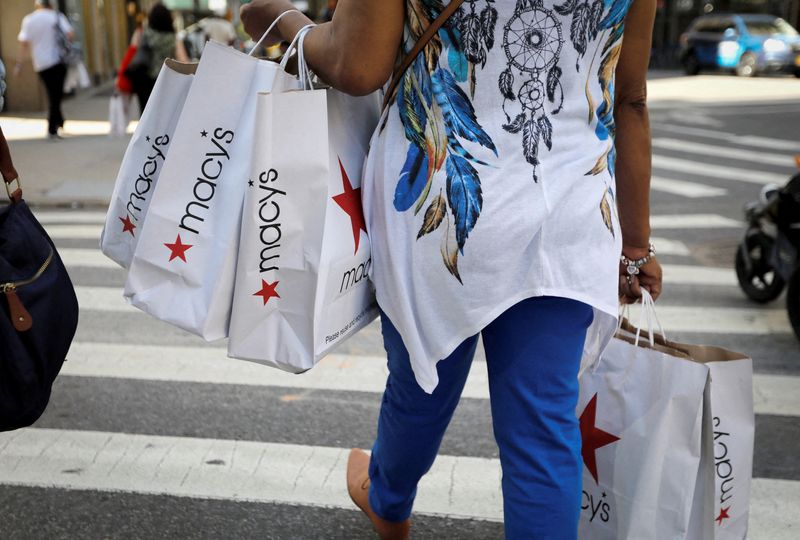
[
  {"xmin": 227, "ymin": 87, "xmax": 380, "ymax": 372},
  {"xmin": 578, "ymin": 294, "xmax": 714, "ymax": 540},
  {"xmin": 108, "ymin": 93, "xmax": 128, "ymax": 137},
  {"xmin": 667, "ymin": 343, "xmax": 754, "ymax": 539},
  {"xmin": 100, "ymin": 60, "xmax": 196, "ymax": 268},
  {"xmin": 124, "ymin": 41, "xmax": 299, "ymax": 341}
]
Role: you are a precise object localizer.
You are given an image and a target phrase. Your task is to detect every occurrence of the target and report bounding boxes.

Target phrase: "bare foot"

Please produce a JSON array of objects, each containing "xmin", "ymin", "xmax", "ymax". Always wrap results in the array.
[{"xmin": 346, "ymin": 448, "xmax": 411, "ymax": 540}]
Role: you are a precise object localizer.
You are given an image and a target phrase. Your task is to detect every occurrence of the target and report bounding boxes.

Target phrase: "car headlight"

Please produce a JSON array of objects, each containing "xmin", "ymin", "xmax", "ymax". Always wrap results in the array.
[{"xmin": 763, "ymin": 38, "xmax": 788, "ymax": 53}]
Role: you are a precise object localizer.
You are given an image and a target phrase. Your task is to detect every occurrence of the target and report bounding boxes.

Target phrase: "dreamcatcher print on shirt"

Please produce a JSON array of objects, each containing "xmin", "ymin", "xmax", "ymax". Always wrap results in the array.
[
  {"xmin": 388, "ymin": 0, "xmax": 499, "ymax": 284},
  {"xmin": 498, "ymin": 0, "xmax": 565, "ymax": 182}
]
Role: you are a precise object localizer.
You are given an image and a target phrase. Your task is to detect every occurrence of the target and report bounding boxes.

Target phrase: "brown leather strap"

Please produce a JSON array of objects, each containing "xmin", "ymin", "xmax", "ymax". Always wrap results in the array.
[{"xmin": 381, "ymin": 0, "xmax": 466, "ymax": 112}]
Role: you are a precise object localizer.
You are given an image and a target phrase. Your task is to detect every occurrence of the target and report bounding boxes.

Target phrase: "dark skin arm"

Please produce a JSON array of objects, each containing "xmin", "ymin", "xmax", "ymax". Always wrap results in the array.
[
  {"xmin": 240, "ymin": 0, "xmax": 404, "ymax": 95},
  {"xmin": 0, "ymin": 127, "xmax": 19, "ymax": 184},
  {"xmin": 614, "ymin": 0, "xmax": 662, "ymax": 303}
]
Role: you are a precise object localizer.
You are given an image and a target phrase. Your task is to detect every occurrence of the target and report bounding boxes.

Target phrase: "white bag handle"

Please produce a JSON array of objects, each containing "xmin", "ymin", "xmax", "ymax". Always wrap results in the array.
[
  {"xmin": 280, "ymin": 24, "xmax": 316, "ymax": 89},
  {"xmin": 248, "ymin": 9, "xmax": 302, "ymax": 56},
  {"xmin": 633, "ymin": 288, "xmax": 668, "ymax": 347}
]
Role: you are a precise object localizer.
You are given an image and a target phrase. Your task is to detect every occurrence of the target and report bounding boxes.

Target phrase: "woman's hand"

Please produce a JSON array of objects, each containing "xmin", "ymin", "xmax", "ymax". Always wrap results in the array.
[
  {"xmin": 240, "ymin": 0, "xmax": 300, "ymax": 46},
  {"xmin": 619, "ymin": 244, "xmax": 663, "ymax": 304}
]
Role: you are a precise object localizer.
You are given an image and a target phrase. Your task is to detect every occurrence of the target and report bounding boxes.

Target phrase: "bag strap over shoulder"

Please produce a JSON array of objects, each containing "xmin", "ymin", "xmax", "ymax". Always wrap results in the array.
[{"xmin": 381, "ymin": 0, "xmax": 465, "ymax": 112}]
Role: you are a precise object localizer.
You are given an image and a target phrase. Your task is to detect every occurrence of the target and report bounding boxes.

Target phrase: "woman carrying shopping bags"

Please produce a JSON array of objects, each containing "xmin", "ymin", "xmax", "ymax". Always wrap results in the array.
[{"xmin": 241, "ymin": 1, "xmax": 662, "ymax": 538}]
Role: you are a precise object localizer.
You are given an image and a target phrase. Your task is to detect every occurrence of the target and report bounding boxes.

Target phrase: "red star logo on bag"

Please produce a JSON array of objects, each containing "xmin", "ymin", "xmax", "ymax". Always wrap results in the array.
[
  {"xmin": 164, "ymin": 234, "xmax": 193, "ymax": 262},
  {"xmin": 715, "ymin": 506, "xmax": 731, "ymax": 526},
  {"xmin": 580, "ymin": 394, "xmax": 620, "ymax": 484},
  {"xmin": 119, "ymin": 215, "xmax": 136, "ymax": 237},
  {"xmin": 332, "ymin": 158, "xmax": 367, "ymax": 255},
  {"xmin": 253, "ymin": 279, "xmax": 280, "ymax": 305}
]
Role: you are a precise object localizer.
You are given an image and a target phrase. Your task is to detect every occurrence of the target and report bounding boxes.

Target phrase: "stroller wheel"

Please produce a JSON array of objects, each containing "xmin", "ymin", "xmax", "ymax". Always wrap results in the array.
[
  {"xmin": 735, "ymin": 234, "xmax": 785, "ymax": 303},
  {"xmin": 788, "ymin": 270, "xmax": 800, "ymax": 342}
]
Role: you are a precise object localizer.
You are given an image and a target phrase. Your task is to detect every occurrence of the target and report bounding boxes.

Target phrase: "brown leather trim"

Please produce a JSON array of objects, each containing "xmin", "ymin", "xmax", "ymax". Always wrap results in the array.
[
  {"xmin": 381, "ymin": 0, "xmax": 466, "ymax": 113},
  {"xmin": 10, "ymin": 188, "xmax": 22, "ymax": 203},
  {"xmin": 5, "ymin": 290, "xmax": 33, "ymax": 332}
]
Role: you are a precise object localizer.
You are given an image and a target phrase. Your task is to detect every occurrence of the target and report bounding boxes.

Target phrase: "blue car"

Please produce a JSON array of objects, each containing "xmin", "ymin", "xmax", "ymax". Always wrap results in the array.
[{"xmin": 680, "ymin": 14, "xmax": 800, "ymax": 77}]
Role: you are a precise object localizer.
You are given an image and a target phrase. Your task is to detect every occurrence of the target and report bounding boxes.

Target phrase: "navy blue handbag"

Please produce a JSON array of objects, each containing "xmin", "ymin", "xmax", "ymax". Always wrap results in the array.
[{"xmin": 0, "ymin": 179, "xmax": 78, "ymax": 431}]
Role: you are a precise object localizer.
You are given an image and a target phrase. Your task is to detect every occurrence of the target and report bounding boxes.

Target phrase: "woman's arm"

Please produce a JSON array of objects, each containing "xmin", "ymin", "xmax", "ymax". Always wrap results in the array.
[
  {"xmin": 0, "ymin": 127, "xmax": 19, "ymax": 184},
  {"xmin": 240, "ymin": 0, "xmax": 405, "ymax": 95},
  {"xmin": 614, "ymin": 0, "xmax": 662, "ymax": 302}
]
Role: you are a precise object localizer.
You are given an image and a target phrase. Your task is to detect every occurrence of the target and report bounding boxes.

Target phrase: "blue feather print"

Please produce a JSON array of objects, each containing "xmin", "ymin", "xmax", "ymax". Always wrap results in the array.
[
  {"xmin": 440, "ymin": 27, "xmax": 469, "ymax": 82},
  {"xmin": 445, "ymin": 153, "xmax": 482, "ymax": 252},
  {"xmin": 431, "ymin": 68, "xmax": 497, "ymax": 155},
  {"xmin": 394, "ymin": 145, "xmax": 431, "ymax": 212},
  {"xmin": 599, "ymin": 0, "xmax": 633, "ymax": 28}
]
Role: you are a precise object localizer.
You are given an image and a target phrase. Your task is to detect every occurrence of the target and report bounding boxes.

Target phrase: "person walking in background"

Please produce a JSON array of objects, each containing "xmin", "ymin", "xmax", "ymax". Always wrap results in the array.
[
  {"xmin": 15, "ymin": 0, "xmax": 73, "ymax": 140},
  {"xmin": 242, "ymin": 0, "xmax": 661, "ymax": 538},
  {"xmin": 127, "ymin": 3, "xmax": 181, "ymax": 113}
]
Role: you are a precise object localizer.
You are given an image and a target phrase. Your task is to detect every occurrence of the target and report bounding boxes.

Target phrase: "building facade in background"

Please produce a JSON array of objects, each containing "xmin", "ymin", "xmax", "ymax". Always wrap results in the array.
[{"xmin": 0, "ymin": 0, "xmax": 797, "ymax": 112}]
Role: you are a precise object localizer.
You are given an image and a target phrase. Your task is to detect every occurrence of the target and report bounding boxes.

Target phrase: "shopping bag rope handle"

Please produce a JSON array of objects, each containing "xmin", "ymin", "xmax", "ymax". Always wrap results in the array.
[
  {"xmin": 281, "ymin": 24, "xmax": 317, "ymax": 89},
  {"xmin": 380, "ymin": 0, "xmax": 466, "ymax": 113},
  {"xmin": 249, "ymin": 9, "xmax": 303, "ymax": 57}
]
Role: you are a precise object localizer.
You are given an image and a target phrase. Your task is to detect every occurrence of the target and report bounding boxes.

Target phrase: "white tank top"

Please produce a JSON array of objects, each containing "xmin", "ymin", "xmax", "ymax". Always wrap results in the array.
[{"xmin": 363, "ymin": 0, "xmax": 633, "ymax": 392}]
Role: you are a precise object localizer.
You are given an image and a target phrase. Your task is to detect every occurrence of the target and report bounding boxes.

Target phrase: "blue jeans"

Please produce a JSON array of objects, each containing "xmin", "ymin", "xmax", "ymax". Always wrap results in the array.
[{"xmin": 368, "ymin": 296, "xmax": 593, "ymax": 539}]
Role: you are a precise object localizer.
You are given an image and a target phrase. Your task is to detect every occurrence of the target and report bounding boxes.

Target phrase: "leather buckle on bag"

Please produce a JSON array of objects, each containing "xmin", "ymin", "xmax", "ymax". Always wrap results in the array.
[{"xmin": 5, "ymin": 177, "xmax": 21, "ymax": 200}]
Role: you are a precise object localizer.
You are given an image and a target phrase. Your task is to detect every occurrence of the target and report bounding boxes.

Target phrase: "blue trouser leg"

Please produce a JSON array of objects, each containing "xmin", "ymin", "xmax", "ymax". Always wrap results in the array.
[
  {"xmin": 369, "ymin": 297, "xmax": 592, "ymax": 536},
  {"xmin": 482, "ymin": 296, "xmax": 593, "ymax": 539},
  {"xmin": 368, "ymin": 310, "xmax": 479, "ymax": 522}
]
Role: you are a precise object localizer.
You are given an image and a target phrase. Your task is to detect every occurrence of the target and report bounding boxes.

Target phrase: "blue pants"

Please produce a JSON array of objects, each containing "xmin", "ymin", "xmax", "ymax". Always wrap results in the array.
[{"xmin": 368, "ymin": 296, "xmax": 593, "ymax": 539}]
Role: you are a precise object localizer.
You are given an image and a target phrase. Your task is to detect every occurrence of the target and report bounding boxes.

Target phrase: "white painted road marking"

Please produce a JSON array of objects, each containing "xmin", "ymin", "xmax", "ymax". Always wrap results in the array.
[
  {"xmin": 74, "ymin": 286, "xmax": 792, "ymax": 334},
  {"xmin": 650, "ymin": 176, "xmax": 728, "ymax": 198},
  {"xmin": 61, "ymin": 342, "xmax": 798, "ymax": 417},
  {"xmin": 653, "ymin": 138, "xmax": 797, "ymax": 168},
  {"xmin": 60, "ymin": 248, "xmax": 120, "ymax": 270},
  {"xmin": 0, "ymin": 428, "xmax": 795, "ymax": 536},
  {"xmin": 653, "ymin": 155, "xmax": 787, "ymax": 185},
  {"xmin": 651, "ymin": 213, "xmax": 742, "ymax": 229},
  {"xmin": 36, "ymin": 211, "xmax": 107, "ymax": 224},
  {"xmin": 0, "ymin": 429, "xmax": 503, "ymax": 522},
  {"xmin": 651, "ymin": 237, "xmax": 691, "ymax": 256},
  {"xmin": 661, "ymin": 264, "xmax": 737, "ymax": 286},
  {"xmin": 655, "ymin": 124, "xmax": 800, "ymax": 153},
  {"xmin": 46, "ymin": 224, "xmax": 103, "ymax": 240}
]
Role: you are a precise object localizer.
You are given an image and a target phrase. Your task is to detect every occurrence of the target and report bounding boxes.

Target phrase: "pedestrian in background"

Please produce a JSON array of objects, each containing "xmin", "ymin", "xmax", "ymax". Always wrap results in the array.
[
  {"xmin": 127, "ymin": 3, "xmax": 182, "ymax": 113},
  {"xmin": 15, "ymin": 0, "xmax": 74, "ymax": 140},
  {"xmin": 241, "ymin": 0, "xmax": 662, "ymax": 538}
]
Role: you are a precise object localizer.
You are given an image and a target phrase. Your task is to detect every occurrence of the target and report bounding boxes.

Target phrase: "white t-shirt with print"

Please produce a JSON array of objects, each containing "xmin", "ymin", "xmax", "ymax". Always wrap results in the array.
[
  {"xmin": 18, "ymin": 9, "xmax": 73, "ymax": 73},
  {"xmin": 363, "ymin": 0, "xmax": 635, "ymax": 393}
]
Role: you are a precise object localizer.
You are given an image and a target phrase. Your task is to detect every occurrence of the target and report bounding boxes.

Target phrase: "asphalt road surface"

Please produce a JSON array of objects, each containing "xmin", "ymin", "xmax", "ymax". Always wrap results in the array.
[{"xmin": 1, "ymin": 97, "xmax": 799, "ymax": 539}]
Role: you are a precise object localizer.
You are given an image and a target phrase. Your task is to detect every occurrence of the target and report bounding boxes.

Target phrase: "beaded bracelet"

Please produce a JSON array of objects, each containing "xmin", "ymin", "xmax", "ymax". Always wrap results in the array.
[{"xmin": 620, "ymin": 243, "xmax": 656, "ymax": 276}]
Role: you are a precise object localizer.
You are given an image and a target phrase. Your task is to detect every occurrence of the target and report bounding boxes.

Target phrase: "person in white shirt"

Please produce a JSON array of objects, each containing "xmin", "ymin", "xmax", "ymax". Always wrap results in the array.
[{"xmin": 16, "ymin": 0, "xmax": 74, "ymax": 139}]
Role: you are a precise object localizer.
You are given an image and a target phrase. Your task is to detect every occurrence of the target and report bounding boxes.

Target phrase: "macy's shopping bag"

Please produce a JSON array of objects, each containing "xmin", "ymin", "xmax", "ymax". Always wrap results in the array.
[
  {"xmin": 124, "ymin": 41, "xmax": 298, "ymax": 340},
  {"xmin": 648, "ymin": 336, "xmax": 754, "ymax": 539},
  {"xmin": 577, "ymin": 321, "xmax": 714, "ymax": 539},
  {"xmin": 227, "ymin": 88, "xmax": 380, "ymax": 371},
  {"xmin": 101, "ymin": 59, "xmax": 196, "ymax": 268}
]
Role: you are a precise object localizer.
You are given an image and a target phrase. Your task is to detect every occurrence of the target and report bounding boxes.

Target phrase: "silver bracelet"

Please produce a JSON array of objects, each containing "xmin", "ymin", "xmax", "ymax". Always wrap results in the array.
[{"xmin": 620, "ymin": 243, "xmax": 656, "ymax": 276}]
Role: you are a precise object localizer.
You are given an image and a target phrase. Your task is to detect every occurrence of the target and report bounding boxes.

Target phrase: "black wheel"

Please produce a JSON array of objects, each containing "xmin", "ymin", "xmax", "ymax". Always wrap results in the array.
[
  {"xmin": 683, "ymin": 52, "xmax": 700, "ymax": 75},
  {"xmin": 736, "ymin": 52, "xmax": 758, "ymax": 77},
  {"xmin": 735, "ymin": 233, "xmax": 785, "ymax": 302},
  {"xmin": 788, "ymin": 269, "xmax": 800, "ymax": 342}
]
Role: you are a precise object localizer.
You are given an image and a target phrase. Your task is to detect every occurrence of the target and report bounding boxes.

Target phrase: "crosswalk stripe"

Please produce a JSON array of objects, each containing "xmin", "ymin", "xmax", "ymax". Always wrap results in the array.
[
  {"xmin": 0, "ymin": 428, "xmax": 795, "ymax": 534},
  {"xmin": 653, "ymin": 138, "xmax": 796, "ymax": 168},
  {"xmin": 655, "ymin": 124, "xmax": 800, "ymax": 153},
  {"xmin": 651, "ymin": 237, "xmax": 691, "ymax": 256},
  {"xmin": 60, "ymin": 342, "xmax": 798, "ymax": 417},
  {"xmin": 0, "ymin": 428, "xmax": 503, "ymax": 522},
  {"xmin": 650, "ymin": 176, "xmax": 728, "ymax": 198},
  {"xmin": 75, "ymin": 286, "xmax": 791, "ymax": 334},
  {"xmin": 661, "ymin": 264, "xmax": 737, "ymax": 286},
  {"xmin": 651, "ymin": 213, "xmax": 741, "ymax": 229},
  {"xmin": 36, "ymin": 211, "xmax": 107, "ymax": 225},
  {"xmin": 653, "ymin": 155, "xmax": 787, "ymax": 185},
  {"xmin": 60, "ymin": 248, "xmax": 119, "ymax": 269},
  {"xmin": 46, "ymin": 224, "xmax": 103, "ymax": 240}
]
